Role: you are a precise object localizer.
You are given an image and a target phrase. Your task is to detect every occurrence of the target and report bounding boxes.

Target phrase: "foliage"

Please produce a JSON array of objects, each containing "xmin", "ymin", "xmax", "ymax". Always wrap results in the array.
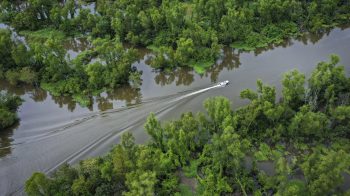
[
  {"xmin": 1, "ymin": 0, "xmax": 348, "ymax": 73},
  {"xmin": 308, "ymin": 54, "xmax": 350, "ymax": 110},
  {"xmin": 0, "ymin": 92, "xmax": 22, "ymax": 130},
  {"xmin": 301, "ymin": 148, "xmax": 350, "ymax": 195},
  {"xmin": 8, "ymin": 1, "xmax": 348, "ymax": 194},
  {"xmin": 0, "ymin": 29, "xmax": 139, "ymax": 106},
  {"xmin": 20, "ymin": 28, "xmax": 66, "ymax": 40}
]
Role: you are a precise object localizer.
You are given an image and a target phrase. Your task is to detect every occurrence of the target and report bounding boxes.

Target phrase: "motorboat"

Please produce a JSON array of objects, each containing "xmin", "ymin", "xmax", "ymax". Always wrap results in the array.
[{"xmin": 218, "ymin": 80, "xmax": 230, "ymax": 86}]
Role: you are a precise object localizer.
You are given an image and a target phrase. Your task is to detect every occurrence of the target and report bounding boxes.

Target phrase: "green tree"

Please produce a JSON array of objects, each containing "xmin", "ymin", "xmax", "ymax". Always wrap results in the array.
[
  {"xmin": 0, "ymin": 29, "xmax": 15, "ymax": 70},
  {"xmin": 301, "ymin": 148, "xmax": 350, "ymax": 196},
  {"xmin": 308, "ymin": 55, "xmax": 350, "ymax": 109},
  {"xmin": 25, "ymin": 172, "xmax": 51, "ymax": 196},
  {"xmin": 282, "ymin": 70, "xmax": 306, "ymax": 110},
  {"xmin": 124, "ymin": 170, "xmax": 157, "ymax": 196},
  {"xmin": 331, "ymin": 106, "xmax": 350, "ymax": 136},
  {"xmin": 0, "ymin": 93, "xmax": 22, "ymax": 130},
  {"xmin": 203, "ymin": 96, "xmax": 231, "ymax": 132},
  {"xmin": 0, "ymin": 108, "xmax": 17, "ymax": 130},
  {"xmin": 174, "ymin": 38, "xmax": 195, "ymax": 65},
  {"xmin": 288, "ymin": 106, "xmax": 329, "ymax": 140},
  {"xmin": 144, "ymin": 113, "xmax": 164, "ymax": 151}
]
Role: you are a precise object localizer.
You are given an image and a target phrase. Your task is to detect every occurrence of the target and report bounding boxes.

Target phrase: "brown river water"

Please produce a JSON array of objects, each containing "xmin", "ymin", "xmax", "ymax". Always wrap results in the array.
[{"xmin": 0, "ymin": 25, "xmax": 350, "ymax": 194}]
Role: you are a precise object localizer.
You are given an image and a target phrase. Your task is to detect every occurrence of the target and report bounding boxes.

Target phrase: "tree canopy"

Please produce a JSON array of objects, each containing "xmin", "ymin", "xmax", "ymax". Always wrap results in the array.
[
  {"xmin": 1, "ymin": 0, "xmax": 349, "ymax": 73},
  {"xmin": 0, "ymin": 92, "xmax": 22, "ymax": 130}
]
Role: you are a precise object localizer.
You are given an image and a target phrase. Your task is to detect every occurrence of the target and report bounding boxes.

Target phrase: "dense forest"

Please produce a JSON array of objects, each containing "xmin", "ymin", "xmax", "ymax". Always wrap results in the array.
[
  {"xmin": 25, "ymin": 56, "xmax": 350, "ymax": 195},
  {"xmin": 1, "ymin": 0, "xmax": 350, "ymax": 105}
]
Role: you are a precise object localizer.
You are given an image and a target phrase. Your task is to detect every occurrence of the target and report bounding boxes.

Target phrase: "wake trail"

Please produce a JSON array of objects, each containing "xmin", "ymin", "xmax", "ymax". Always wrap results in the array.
[
  {"xmin": 44, "ymin": 84, "xmax": 222, "ymax": 169},
  {"xmin": 170, "ymin": 84, "xmax": 221, "ymax": 103},
  {"xmin": 44, "ymin": 98, "xmax": 188, "ymax": 174},
  {"xmin": 2, "ymin": 84, "xmax": 222, "ymax": 149},
  {"xmin": 6, "ymin": 83, "xmax": 223, "ymax": 196},
  {"xmin": 10, "ymin": 96, "xmax": 193, "ymax": 196}
]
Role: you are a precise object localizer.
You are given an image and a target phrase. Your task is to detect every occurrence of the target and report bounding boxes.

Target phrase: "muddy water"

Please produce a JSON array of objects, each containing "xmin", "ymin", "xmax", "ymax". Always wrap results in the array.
[{"xmin": 0, "ymin": 27, "xmax": 350, "ymax": 195}]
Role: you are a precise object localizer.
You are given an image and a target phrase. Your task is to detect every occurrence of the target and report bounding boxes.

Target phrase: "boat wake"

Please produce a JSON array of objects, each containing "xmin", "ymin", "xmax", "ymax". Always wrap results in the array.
[
  {"xmin": 0, "ymin": 82, "xmax": 226, "ymax": 195},
  {"xmin": 1, "ymin": 83, "xmax": 224, "ymax": 149}
]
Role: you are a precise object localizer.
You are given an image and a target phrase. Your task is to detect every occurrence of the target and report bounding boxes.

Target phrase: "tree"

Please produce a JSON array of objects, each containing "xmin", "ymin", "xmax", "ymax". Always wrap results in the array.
[
  {"xmin": 203, "ymin": 96, "xmax": 231, "ymax": 132},
  {"xmin": 219, "ymin": 8, "xmax": 253, "ymax": 43},
  {"xmin": 301, "ymin": 148, "xmax": 350, "ymax": 196},
  {"xmin": 331, "ymin": 106, "xmax": 350, "ymax": 136},
  {"xmin": 144, "ymin": 113, "xmax": 164, "ymax": 151},
  {"xmin": 0, "ymin": 29, "xmax": 15, "ymax": 70},
  {"xmin": 288, "ymin": 106, "xmax": 329, "ymax": 140},
  {"xmin": 124, "ymin": 170, "xmax": 157, "ymax": 196},
  {"xmin": 25, "ymin": 172, "xmax": 51, "ymax": 196},
  {"xmin": 236, "ymin": 80, "xmax": 284, "ymax": 141},
  {"xmin": 198, "ymin": 167, "xmax": 232, "ymax": 195},
  {"xmin": 31, "ymin": 38, "xmax": 70, "ymax": 83},
  {"xmin": 0, "ymin": 108, "xmax": 17, "ymax": 130},
  {"xmin": 71, "ymin": 177, "xmax": 91, "ymax": 196},
  {"xmin": 308, "ymin": 55, "xmax": 350, "ymax": 110},
  {"xmin": 50, "ymin": 163, "xmax": 78, "ymax": 195},
  {"xmin": 91, "ymin": 38, "xmax": 138, "ymax": 88},
  {"xmin": 282, "ymin": 70, "xmax": 306, "ymax": 110},
  {"xmin": 174, "ymin": 38, "xmax": 195, "ymax": 65},
  {"xmin": 85, "ymin": 62, "xmax": 106, "ymax": 90},
  {"xmin": 0, "ymin": 93, "xmax": 22, "ymax": 130},
  {"xmin": 275, "ymin": 180, "xmax": 307, "ymax": 196},
  {"xmin": 11, "ymin": 43, "xmax": 33, "ymax": 69}
]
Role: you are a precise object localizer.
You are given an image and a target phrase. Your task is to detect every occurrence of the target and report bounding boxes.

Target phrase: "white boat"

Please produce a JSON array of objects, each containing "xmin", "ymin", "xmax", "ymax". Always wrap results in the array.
[{"xmin": 218, "ymin": 80, "xmax": 230, "ymax": 86}]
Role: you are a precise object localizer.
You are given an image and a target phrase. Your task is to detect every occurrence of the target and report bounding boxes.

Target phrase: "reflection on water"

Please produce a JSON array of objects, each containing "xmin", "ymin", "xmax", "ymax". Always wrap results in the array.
[
  {"xmin": 0, "ymin": 80, "xmax": 143, "ymax": 113},
  {"xmin": 0, "ymin": 81, "xmax": 45, "ymax": 99},
  {"xmin": 148, "ymin": 47, "xmax": 241, "ymax": 86},
  {"xmin": 105, "ymin": 86, "xmax": 142, "ymax": 106},
  {"xmin": 52, "ymin": 94, "xmax": 86, "ymax": 112},
  {"xmin": 0, "ymin": 79, "xmax": 142, "ymax": 157},
  {"xmin": 297, "ymin": 31, "xmax": 329, "ymax": 45},
  {"xmin": 94, "ymin": 85, "xmax": 143, "ymax": 111},
  {"xmin": 65, "ymin": 37, "xmax": 92, "ymax": 59},
  {"xmin": 0, "ymin": 123, "xmax": 18, "ymax": 157},
  {"xmin": 0, "ymin": 23, "xmax": 8, "ymax": 29},
  {"xmin": 80, "ymin": 2, "xmax": 96, "ymax": 14},
  {"xmin": 154, "ymin": 67, "xmax": 195, "ymax": 86},
  {"xmin": 207, "ymin": 48, "xmax": 241, "ymax": 82}
]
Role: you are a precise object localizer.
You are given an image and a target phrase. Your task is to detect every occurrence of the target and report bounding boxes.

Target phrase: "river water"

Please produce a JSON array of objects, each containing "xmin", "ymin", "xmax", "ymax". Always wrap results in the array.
[{"xmin": 0, "ymin": 26, "xmax": 350, "ymax": 194}]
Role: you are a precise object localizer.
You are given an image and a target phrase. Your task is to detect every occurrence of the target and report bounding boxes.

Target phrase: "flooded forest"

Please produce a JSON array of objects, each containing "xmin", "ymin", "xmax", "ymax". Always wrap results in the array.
[{"xmin": 0, "ymin": 0, "xmax": 350, "ymax": 195}]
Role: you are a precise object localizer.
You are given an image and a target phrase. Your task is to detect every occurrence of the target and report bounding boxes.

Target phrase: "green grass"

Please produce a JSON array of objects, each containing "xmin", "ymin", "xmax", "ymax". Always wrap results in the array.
[
  {"xmin": 190, "ymin": 60, "xmax": 214, "ymax": 74},
  {"xmin": 72, "ymin": 94, "xmax": 92, "ymax": 107},
  {"xmin": 146, "ymin": 44, "xmax": 162, "ymax": 53},
  {"xmin": 20, "ymin": 28, "xmax": 66, "ymax": 40},
  {"xmin": 40, "ymin": 82, "xmax": 61, "ymax": 97},
  {"xmin": 231, "ymin": 42, "xmax": 256, "ymax": 51}
]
